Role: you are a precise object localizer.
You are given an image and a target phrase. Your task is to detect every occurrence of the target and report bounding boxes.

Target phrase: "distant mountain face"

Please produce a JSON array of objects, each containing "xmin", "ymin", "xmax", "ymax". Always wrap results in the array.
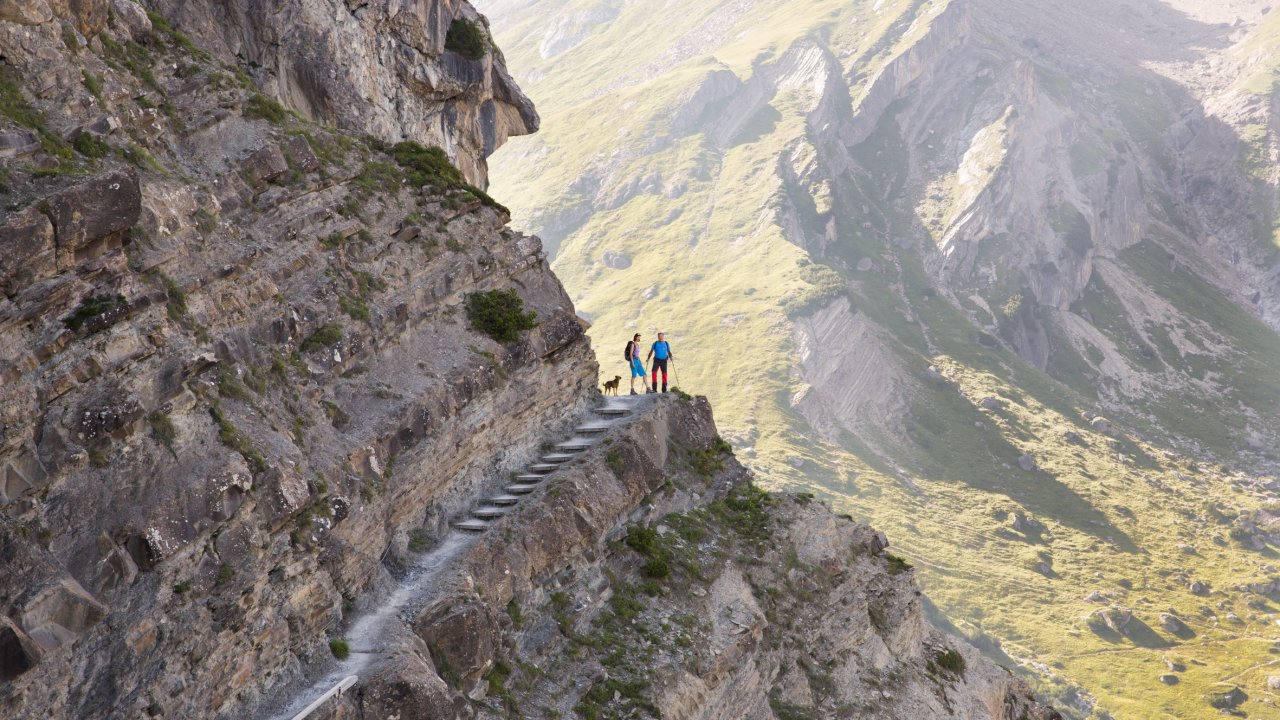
[{"xmin": 480, "ymin": 0, "xmax": 1280, "ymax": 716}]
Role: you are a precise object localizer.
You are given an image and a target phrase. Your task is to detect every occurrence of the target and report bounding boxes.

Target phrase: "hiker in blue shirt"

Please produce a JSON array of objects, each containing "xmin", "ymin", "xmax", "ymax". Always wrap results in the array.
[
  {"xmin": 624, "ymin": 333, "xmax": 650, "ymax": 395},
  {"xmin": 646, "ymin": 332, "xmax": 673, "ymax": 393}
]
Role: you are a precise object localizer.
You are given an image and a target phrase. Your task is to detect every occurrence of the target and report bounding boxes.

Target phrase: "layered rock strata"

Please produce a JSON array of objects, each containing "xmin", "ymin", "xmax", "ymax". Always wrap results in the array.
[{"xmin": 317, "ymin": 395, "xmax": 1060, "ymax": 720}]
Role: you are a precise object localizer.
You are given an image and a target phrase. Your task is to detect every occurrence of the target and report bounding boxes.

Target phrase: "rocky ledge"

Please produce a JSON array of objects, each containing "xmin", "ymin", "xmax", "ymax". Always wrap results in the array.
[{"xmin": 307, "ymin": 393, "xmax": 1060, "ymax": 720}]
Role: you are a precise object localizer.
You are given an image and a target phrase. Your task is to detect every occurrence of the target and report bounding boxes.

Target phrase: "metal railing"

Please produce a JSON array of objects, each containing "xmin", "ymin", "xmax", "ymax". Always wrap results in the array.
[{"xmin": 289, "ymin": 675, "xmax": 358, "ymax": 720}]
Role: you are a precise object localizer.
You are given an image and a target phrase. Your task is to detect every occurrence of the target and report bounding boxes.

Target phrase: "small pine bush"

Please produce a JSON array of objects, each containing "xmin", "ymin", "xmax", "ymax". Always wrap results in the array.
[
  {"xmin": 465, "ymin": 289, "xmax": 537, "ymax": 343},
  {"xmin": 329, "ymin": 638, "xmax": 350, "ymax": 659},
  {"xmin": 444, "ymin": 18, "xmax": 487, "ymax": 60}
]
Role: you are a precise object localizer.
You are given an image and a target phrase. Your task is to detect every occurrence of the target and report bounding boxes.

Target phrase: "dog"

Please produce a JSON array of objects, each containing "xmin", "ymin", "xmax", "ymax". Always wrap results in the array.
[{"xmin": 602, "ymin": 375, "xmax": 622, "ymax": 395}]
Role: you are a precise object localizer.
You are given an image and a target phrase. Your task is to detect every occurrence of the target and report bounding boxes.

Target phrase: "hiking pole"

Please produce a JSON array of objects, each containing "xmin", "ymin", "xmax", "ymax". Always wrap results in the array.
[{"xmin": 672, "ymin": 359, "xmax": 681, "ymax": 389}]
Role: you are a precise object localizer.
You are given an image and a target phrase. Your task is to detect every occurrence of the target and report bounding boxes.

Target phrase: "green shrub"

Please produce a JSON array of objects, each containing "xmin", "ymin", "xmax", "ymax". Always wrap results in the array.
[
  {"xmin": 214, "ymin": 563, "xmax": 234, "ymax": 585},
  {"xmin": 625, "ymin": 526, "xmax": 661, "ymax": 556},
  {"xmin": 87, "ymin": 444, "xmax": 110, "ymax": 468},
  {"xmin": 301, "ymin": 323, "xmax": 343, "ymax": 352},
  {"xmin": 148, "ymin": 410, "xmax": 176, "ymax": 449},
  {"xmin": 339, "ymin": 294, "xmax": 371, "ymax": 322},
  {"xmin": 465, "ymin": 289, "xmax": 537, "ymax": 343},
  {"xmin": 81, "ymin": 70, "xmax": 103, "ymax": 102},
  {"xmin": 930, "ymin": 648, "xmax": 966, "ymax": 677},
  {"xmin": 63, "ymin": 294, "xmax": 127, "ymax": 332},
  {"xmin": 321, "ymin": 400, "xmax": 351, "ymax": 429},
  {"xmin": 244, "ymin": 92, "xmax": 287, "ymax": 123},
  {"xmin": 640, "ymin": 557, "xmax": 671, "ymax": 579},
  {"xmin": 145, "ymin": 10, "xmax": 203, "ymax": 57},
  {"xmin": 444, "ymin": 18, "xmax": 487, "ymax": 60},
  {"xmin": 329, "ymin": 638, "xmax": 350, "ymax": 659},
  {"xmin": 605, "ymin": 448, "xmax": 626, "ymax": 476},
  {"xmin": 209, "ymin": 404, "xmax": 267, "ymax": 473},
  {"xmin": 390, "ymin": 140, "xmax": 506, "ymax": 210},
  {"xmin": 886, "ymin": 553, "xmax": 913, "ymax": 575}
]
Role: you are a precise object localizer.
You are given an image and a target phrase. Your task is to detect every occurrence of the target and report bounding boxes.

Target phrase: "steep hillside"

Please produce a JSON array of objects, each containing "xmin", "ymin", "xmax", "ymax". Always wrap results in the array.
[{"xmin": 482, "ymin": 0, "xmax": 1280, "ymax": 716}]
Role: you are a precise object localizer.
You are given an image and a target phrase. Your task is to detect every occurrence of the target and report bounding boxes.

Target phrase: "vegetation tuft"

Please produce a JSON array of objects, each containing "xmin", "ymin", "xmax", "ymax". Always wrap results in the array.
[
  {"xmin": 63, "ymin": 294, "xmax": 127, "ymax": 332},
  {"xmin": 444, "ymin": 18, "xmax": 488, "ymax": 60},
  {"xmin": 465, "ymin": 289, "xmax": 537, "ymax": 343},
  {"xmin": 329, "ymin": 638, "xmax": 350, "ymax": 660},
  {"xmin": 301, "ymin": 323, "xmax": 343, "ymax": 353}
]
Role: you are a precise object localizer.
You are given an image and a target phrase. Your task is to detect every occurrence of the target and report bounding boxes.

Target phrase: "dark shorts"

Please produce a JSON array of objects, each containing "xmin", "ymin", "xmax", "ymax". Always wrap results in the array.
[{"xmin": 651, "ymin": 358, "xmax": 668, "ymax": 372}]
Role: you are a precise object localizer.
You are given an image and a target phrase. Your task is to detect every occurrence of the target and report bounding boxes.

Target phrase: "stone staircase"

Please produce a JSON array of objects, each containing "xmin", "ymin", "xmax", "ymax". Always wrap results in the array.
[{"xmin": 452, "ymin": 397, "xmax": 638, "ymax": 533}]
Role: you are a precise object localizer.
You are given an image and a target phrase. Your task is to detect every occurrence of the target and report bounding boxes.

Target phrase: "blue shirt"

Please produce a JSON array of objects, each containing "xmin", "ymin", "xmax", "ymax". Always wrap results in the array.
[{"xmin": 651, "ymin": 341, "xmax": 670, "ymax": 360}]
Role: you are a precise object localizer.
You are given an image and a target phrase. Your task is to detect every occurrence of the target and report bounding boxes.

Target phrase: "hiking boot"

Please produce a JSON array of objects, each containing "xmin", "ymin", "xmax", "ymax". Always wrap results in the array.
[
  {"xmin": 630, "ymin": 389, "xmax": 638, "ymax": 395},
  {"xmin": 662, "ymin": 385, "xmax": 668, "ymax": 393},
  {"xmin": 647, "ymin": 388, "xmax": 655, "ymax": 394}
]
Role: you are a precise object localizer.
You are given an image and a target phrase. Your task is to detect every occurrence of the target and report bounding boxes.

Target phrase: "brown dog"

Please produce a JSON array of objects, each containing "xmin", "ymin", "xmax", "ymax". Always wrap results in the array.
[{"xmin": 602, "ymin": 375, "xmax": 622, "ymax": 395}]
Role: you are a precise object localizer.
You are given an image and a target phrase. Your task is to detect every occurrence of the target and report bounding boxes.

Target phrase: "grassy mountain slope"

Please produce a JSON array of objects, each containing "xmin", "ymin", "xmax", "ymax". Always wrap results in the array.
[{"xmin": 481, "ymin": 0, "xmax": 1280, "ymax": 716}]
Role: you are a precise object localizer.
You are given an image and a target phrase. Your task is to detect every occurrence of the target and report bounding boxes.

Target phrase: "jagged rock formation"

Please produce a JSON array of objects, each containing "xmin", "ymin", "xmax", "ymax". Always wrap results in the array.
[
  {"xmin": 0, "ymin": 3, "xmax": 582, "ymax": 716},
  {"xmin": 3, "ymin": 0, "xmax": 536, "ymax": 187},
  {"xmin": 153, "ymin": 0, "xmax": 539, "ymax": 187},
  {"xmin": 318, "ymin": 395, "xmax": 1057, "ymax": 720}
]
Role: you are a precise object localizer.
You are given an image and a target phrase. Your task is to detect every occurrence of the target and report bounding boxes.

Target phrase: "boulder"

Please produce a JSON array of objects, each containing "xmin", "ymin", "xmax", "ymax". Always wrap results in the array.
[
  {"xmin": 1158, "ymin": 674, "xmax": 1178, "ymax": 685},
  {"xmin": 414, "ymin": 599, "xmax": 499, "ymax": 688},
  {"xmin": 14, "ymin": 578, "xmax": 107, "ymax": 651},
  {"xmin": 108, "ymin": 0, "xmax": 150, "ymax": 39},
  {"xmin": 856, "ymin": 257, "xmax": 874, "ymax": 272},
  {"xmin": 239, "ymin": 144, "xmax": 289, "ymax": 189},
  {"xmin": 1063, "ymin": 430, "xmax": 1084, "ymax": 445},
  {"xmin": 283, "ymin": 135, "xmax": 319, "ymax": 174},
  {"xmin": 0, "ymin": 616, "xmax": 41, "ymax": 680},
  {"xmin": 1267, "ymin": 675, "xmax": 1280, "ymax": 691},
  {"xmin": 1188, "ymin": 580, "xmax": 1209, "ymax": 596},
  {"xmin": 42, "ymin": 169, "xmax": 142, "ymax": 266},
  {"xmin": 1159, "ymin": 613, "xmax": 1188, "ymax": 634},
  {"xmin": 0, "ymin": 206, "xmax": 57, "ymax": 297},
  {"xmin": 602, "ymin": 250, "xmax": 632, "ymax": 269},
  {"xmin": 46, "ymin": 0, "xmax": 108, "ymax": 36},
  {"xmin": 1017, "ymin": 454, "xmax": 1037, "ymax": 472},
  {"xmin": 1090, "ymin": 416, "xmax": 1119, "ymax": 437},
  {"xmin": 0, "ymin": 0, "xmax": 52, "ymax": 24},
  {"xmin": 0, "ymin": 129, "xmax": 41, "ymax": 159},
  {"xmin": 359, "ymin": 651, "xmax": 459, "ymax": 720},
  {"xmin": 979, "ymin": 397, "xmax": 1005, "ymax": 411}
]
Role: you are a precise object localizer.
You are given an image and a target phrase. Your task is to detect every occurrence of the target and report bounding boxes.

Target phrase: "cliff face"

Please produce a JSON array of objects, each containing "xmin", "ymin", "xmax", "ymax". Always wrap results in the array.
[{"xmin": 0, "ymin": 2, "xmax": 585, "ymax": 717}]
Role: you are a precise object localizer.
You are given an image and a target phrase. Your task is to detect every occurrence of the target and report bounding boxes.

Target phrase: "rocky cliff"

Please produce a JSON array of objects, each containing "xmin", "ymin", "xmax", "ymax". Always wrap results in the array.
[
  {"xmin": 0, "ymin": 2, "xmax": 1056, "ymax": 719},
  {"xmin": 313, "ymin": 394, "xmax": 1058, "ymax": 720},
  {"xmin": 1, "ymin": 2, "xmax": 585, "ymax": 716}
]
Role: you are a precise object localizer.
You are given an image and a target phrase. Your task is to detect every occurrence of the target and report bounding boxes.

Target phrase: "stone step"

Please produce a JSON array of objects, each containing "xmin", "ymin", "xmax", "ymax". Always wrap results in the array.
[
  {"xmin": 505, "ymin": 484, "xmax": 540, "ymax": 495},
  {"xmin": 555, "ymin": 441, "xmax": 594, "ymax": 452},
  {"xmin": 527, "ymin": 464, "xmax": 559, "ymax": 473},
  {"xmin": 454, "ymin": 519, "xmax": 489, "ymax": 532},
  {"xmin": 540, "ymin": 453, "xmax": 576, "ymax": 463},
  {"xmin": 513, "ymin": 474, "xmax": 546, "ymax": 483},
  {"xmin": 596, "ymin": 408, "xmax": 629, "ymax": 417},
  {"xmin": 575, "ymin": 423, "xmax": 611, "ymax": 434},
  {"xmin": 472, "ymin": 506, "xmax": 511, "ymax": 519},
  {"xmin": 487, "ymin": 495, "xmax": 521, "ymax": 506}
]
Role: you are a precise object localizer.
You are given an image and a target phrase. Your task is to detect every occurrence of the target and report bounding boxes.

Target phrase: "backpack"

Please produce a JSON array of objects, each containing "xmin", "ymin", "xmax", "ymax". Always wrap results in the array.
[{"xmin": 624, "ymin": 341, "xmax": 634, "ymax": 361}]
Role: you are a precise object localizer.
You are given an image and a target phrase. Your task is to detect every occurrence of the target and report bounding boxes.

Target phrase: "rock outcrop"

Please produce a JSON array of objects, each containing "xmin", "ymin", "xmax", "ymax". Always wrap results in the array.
[{"xmin": 315, "ymin": 395, "xmax": 1058, "ymax": 720}]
